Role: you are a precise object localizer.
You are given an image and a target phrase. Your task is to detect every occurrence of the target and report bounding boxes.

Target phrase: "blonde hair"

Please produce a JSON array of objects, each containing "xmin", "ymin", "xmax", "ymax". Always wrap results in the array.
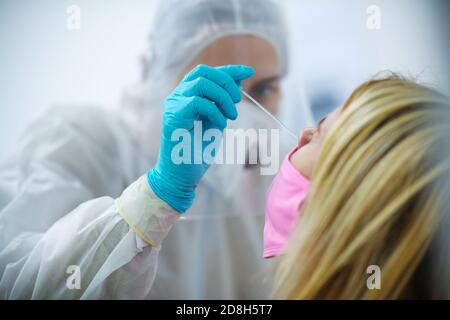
[{"xmin": 272, "ymin": 75, "xmax": 450, "ymax": 299}]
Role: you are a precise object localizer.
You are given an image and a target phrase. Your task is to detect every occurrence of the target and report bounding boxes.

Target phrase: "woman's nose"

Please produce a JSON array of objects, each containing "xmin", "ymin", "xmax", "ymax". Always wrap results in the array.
[{"xmin": 298, "ymin": 127, "xmax": 316, "ymax": 148}]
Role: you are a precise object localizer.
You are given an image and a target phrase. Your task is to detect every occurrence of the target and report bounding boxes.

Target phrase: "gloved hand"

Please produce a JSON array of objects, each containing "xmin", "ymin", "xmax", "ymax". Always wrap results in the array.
[{"xmin": 147, "ymin": 64, "xmax": 255, "ymax": 213}]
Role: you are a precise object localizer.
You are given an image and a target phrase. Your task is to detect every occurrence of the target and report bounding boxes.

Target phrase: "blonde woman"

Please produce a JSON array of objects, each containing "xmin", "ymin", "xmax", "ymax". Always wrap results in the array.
[{"xmin": 269, "ymin": 75, "xmax": 450, "ymax": 299}]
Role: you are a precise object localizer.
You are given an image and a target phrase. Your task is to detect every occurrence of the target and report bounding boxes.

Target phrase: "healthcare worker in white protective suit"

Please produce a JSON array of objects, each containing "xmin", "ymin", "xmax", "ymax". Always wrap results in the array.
[{"xmin": 0, "ymin": 0, "xmax": 310, "ymax": 299}]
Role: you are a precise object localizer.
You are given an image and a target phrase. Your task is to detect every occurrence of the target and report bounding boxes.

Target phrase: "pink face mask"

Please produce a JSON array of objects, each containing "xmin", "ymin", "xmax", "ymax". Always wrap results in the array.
[{"xmin": 263, "ymin": 147, "xmax": 310, "ymax": 259}]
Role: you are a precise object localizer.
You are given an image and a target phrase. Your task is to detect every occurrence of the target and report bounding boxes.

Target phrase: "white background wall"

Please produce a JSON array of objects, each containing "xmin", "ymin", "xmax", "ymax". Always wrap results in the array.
[
  {"xmin": 0, "ymin": 0, "xmax": 157, "ymax": 159},
  {"xmin": 1, "ymin": 0, "xmax": 449, "ymax": 158},
  {"xmin": 281, "ymin": 0, "xmax": 450, "ymax": 130}
]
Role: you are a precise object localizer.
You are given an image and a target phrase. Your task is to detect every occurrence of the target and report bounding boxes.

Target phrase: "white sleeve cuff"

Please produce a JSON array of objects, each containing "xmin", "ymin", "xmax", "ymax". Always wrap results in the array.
[{"xmin": 115, "ymin": 175, "xmax": 179, "ymax": 247}]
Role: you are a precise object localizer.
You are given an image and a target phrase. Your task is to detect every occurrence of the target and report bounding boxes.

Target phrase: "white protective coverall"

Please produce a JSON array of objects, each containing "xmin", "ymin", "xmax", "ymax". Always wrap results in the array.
[{"xmin": 0, "ymin": 0, "xmax": 311, "ymax": 299}]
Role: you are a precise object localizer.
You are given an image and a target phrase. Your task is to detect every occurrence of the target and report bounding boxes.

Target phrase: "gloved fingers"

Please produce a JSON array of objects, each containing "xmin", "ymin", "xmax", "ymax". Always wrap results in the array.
[
  {"xmin": 183, "ymin": 77, "xmax": 238, "ymax": 120},
  {"xmin": 215, "ymin": 65, "xmax": 255, "ymax": 82},
  {"xmin": 183, "ymin": 64, "xmax": 242, "ymax": 103},
  {"xmin": 180, "ymin": 96, "xmax": 228, "ymax": 130}
]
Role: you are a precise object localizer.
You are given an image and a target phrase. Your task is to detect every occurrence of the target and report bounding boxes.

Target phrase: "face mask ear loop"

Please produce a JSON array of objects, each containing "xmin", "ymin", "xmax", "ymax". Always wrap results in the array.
[{"xmin": 241, "ymin": 90, "xmax": 298, "ymax": 142}]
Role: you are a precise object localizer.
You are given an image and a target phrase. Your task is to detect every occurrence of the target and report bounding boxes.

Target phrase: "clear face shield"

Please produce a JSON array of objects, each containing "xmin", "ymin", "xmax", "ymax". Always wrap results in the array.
[
  {"xmin": 122, "ymin": 28, "xmax": 315, "ymax": 228},
  {"xmin": 126, "ymin": 0, "xmax": 314, "ymax": 299},
  {"xmin": 125, "ymin": 31, "xmax": 314, "ymax": 220}
]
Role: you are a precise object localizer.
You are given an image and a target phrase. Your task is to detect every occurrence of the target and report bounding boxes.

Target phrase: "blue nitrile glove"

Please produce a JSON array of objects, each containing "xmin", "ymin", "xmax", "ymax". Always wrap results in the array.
[{"xmin": 147, "ymin": 64, "xmax": 255, "ymax": 213}]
